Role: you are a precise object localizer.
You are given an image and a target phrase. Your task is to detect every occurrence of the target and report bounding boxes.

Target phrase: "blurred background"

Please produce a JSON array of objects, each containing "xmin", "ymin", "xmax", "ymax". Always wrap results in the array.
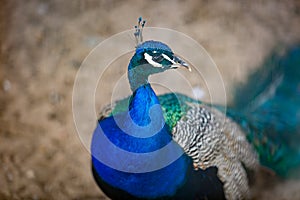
[{"xmin": 1, "ymin": 0, "xmax": 300, "ymax": 199}]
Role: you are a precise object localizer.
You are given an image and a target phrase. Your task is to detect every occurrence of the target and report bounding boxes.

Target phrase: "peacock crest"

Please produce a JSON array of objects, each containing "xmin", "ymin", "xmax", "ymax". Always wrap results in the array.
[{"xmin": 134, "ymin": 17, "xmax": 146, "ymax": 47}]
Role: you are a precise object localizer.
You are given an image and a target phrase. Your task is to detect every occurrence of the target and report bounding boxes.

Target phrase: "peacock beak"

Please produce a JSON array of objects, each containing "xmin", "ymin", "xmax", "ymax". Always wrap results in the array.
[{"xmin": 171, "ymin": 56, "xmax": 191, "ymax": 72}]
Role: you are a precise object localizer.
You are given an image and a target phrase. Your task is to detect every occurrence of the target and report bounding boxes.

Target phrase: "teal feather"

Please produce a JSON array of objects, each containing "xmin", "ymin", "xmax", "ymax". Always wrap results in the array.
[{"xmin": 231, "ymin": 45, "xmax": 300, "ymax": 177}]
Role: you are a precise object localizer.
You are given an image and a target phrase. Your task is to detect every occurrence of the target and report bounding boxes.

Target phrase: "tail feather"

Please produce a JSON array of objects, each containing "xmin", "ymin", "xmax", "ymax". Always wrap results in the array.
[{"xmin": 231, "ymin": 45, "xmax": 300, "ymax": 177}]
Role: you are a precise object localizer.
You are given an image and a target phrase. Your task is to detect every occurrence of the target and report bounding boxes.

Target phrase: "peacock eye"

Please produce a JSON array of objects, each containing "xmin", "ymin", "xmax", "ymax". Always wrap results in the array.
[{"xmin": 152, "ymin": 54, "xmax": 164, "ymax": 63}]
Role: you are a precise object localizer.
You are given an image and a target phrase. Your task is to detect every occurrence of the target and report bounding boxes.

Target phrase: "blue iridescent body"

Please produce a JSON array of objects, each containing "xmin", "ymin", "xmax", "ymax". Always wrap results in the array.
[
  {"xmin": 91, "ymin": 23, "xmax": 300, "ymax": 199},
  {"xmin": 91, "ymin": 41, "xmax": 225, "ymax": 199}
]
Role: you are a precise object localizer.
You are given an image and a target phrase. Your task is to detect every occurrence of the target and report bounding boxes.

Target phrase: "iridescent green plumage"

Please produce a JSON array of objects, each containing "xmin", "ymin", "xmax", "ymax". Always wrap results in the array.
[
  {"xmin": 231, "ymin": 45, "xmax": 300, "ymax": 177},
  {"xmin": 110, "ymin": 93, "xmax": 200, "ymax": 131}
]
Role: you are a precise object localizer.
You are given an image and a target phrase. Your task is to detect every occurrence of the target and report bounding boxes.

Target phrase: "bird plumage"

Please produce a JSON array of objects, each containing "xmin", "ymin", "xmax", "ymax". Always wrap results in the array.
[
  {"xmin": 231, "ymin": 45, "xmax": 300, "ymax": 178},
  {"xmin": 92, "ymin": 38, "xmax": 226, "ymax": 199},
  {"xmin": 91, "ymin": 18, "xmax": 300, "ymax": 200}
]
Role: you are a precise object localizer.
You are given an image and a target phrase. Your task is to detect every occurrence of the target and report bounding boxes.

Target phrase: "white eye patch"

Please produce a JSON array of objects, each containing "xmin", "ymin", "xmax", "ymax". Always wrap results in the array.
[
  {"xmin": 162, "ymin": 53, "xmax": 176, "ymax": 64},
  {"xmin": 144, "ymin": 52, "xmax": 162, "ymax": 68}
]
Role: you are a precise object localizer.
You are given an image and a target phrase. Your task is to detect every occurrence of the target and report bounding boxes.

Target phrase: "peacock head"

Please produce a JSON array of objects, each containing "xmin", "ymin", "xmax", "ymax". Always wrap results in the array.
[
  {"xmin": 128, "ymin": 18, "xmax": 190, "ymax": 91},
  {"xmin": 133, "ymin": 40, "xmax": 190, "ymax": 71}
]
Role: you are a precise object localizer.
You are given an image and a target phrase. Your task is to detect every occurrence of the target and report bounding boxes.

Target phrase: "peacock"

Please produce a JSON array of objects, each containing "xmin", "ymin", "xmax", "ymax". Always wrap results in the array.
[{"xmin": 91, "ymin": 17, "xmax": 300, "ymax": 200}]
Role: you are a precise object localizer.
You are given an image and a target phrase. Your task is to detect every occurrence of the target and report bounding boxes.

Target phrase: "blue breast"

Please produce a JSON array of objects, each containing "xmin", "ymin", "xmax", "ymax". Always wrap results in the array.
[{"xmin": 91, "ymin": 84, "xmax": 189, "ymax": 198}]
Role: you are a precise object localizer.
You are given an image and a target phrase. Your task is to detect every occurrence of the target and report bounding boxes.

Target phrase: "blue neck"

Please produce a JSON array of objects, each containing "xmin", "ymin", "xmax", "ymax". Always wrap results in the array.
[
  {"xmin": 129, "ymin": 83, "xmax": 164, "ymax": 127},
  {"xmin": 127, "ymin": 54, "xmax": 166, "ymax": 128}
]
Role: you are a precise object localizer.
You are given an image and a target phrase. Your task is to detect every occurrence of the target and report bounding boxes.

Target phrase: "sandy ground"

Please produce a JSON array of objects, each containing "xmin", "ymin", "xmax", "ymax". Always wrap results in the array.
[{"xmin": 1, "ymin": 0, "xmax": 300, "ymax": 199}]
